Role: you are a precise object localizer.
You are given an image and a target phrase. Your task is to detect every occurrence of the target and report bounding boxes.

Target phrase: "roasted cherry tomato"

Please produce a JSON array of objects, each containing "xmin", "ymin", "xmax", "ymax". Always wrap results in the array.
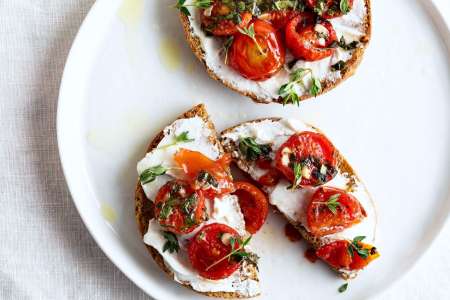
[
  {"xmin": 285, "ymin": 14, "xmax": 337, "ymax": 61},
  {"xmin": 174, "ymin": 149, "xmax": 234, "ymax": 198},
  {"xmin": 275, "ymin": 132, "xmax": 337, "ymax": 187},
  {"xmin": 232, "ymin": 181, "xmax": 268, "ymax": 234},
  {"xmin": 200, "ymin": 1, "xmax": 252, "ymax": 36},
  {"xmin": 316, "ymin": 240, "xmax": 380, "ymax": 270},
  {"xmin": 188, "ymin": 223, "xmax": 242, "ymax": 279},
  {"xmin": 258, "ymin": 168, "xmax": 282, "ymax": 187},
  {"xmin": 306, "ymin": 187, "xmax": 367, "ymax": 236},
  {"xmin": 306, "ymin": 0, "xmax": 354, "ymax": 19},
  {"xmin": 154, "ymin": 180, "xmax": 206, "ymax": 234},
  {"xmin": 228, "ymin": 20, "xmax": 285, "ymax": 81},
  {"xmin": 259, "ymin": 10, "xmax": 301, "ymax": 29}
]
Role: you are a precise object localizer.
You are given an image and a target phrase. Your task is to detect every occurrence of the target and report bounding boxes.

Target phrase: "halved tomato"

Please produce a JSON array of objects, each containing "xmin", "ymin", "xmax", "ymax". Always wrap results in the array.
[
  {"xmin": 258, "ymin": 168, "xmax": 282, "ymax": 187},
  {"xmin": 316, "ymin": 239, "xmax": 379, "ymax": 270},
  {"xmin": 232, "ymin": 181, "xmax": 268, "ymax": 234},
  {"xmin": 285, "ymin": 14, "xmax": 337, "ymax": 61},
  {"xmin": 174, "ymin": 149, "xmax": 234, "ymax": 198},
  {"xmin": 200, "ymin": 1, "xmax": 252, "ymax": 36},
  {"xmin": 306, "ymin": 187, "xmax": 367, "ymax": 236},
  {"xmin": 154, "ymin": 180, "xmax": 206, "ymax": 234},
  {"xmin": 228, "ymin": 19, "xmax": 285, "ymax": 81},
  {"xmin": 306, "ymin": 0, "xmax": 354, "ymax": 19},
  {"xmin": 274, "ymin": 132, "xmax": 337, "ymax": 187},
  {"xmin": 188, "ymin": 223, "xmax": 241, "ymax": 280}
]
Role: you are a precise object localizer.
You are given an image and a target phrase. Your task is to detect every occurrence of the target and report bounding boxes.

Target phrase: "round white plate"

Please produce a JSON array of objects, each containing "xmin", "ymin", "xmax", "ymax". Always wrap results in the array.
[{"xmin": 57, "ymin": 0, "xmax": 450, "ymax": 299}]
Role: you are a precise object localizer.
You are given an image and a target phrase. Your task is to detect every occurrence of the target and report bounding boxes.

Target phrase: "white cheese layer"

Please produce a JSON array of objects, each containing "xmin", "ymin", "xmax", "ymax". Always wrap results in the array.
[
  {"xmin": 222, "ymin": 118, "xmax": 377, "ymax": 244},
  {"xmin": 186, "ymin": 0, "xmax": 368, "ymax": 102},
  {"xmin": 143, "ymin": 194, "xmax": 258, "ymax": 296},
  {"xmin": 137, "ymin": 116, "xmax": 220, "ymax": 200}
]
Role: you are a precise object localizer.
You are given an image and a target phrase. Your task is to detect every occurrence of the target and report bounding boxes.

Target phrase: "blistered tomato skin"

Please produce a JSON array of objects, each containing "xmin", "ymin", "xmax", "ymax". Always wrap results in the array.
[
  {"xmin": 306, "ymin": 187, "xmax": 367, "ymax": 236},
  {"xmin": 174, "ymin": 149, "xmax": 234, "ymax": 198},
  {"xmin": 275, "ymin": 132, "xmax": 337, "ymax": 187},
  {"xmin": 232, "ymin": 181, "xmax": 269, "ymax": 234},
  {"xmin": 228, "ymin": 20, "xmax": 286, "ymax": 81},
  {"xmin": 188, "ymin": 223, "xmax": 241, "ymax": 280},
  {"xmin": 200, "ymin": 1, "xmax": 252, "ymax": 36},
  {"xmin": 285, "ymin": 14, "xmax": 337, "ymax": 61},
  {"xmin": 316, "ymin": 240, "xmax": 380, "ymax": 270},
  {"xmin": 306, "ymin": 0, "xmax": 354, "ymax": 19},
  {"xmin": 154, "ymin": 180, "xmax": 206, "ymax": 234}
]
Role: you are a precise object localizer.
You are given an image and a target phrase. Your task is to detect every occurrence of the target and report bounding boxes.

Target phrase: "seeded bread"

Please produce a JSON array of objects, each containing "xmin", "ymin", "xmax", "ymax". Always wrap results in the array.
[
  {"xmin": 135, "ymin": 104, "xmax": 259, "ymax": 298},
  {"xmin": 220, "ymin": 118, "xmax": 374, "ymax": 279},
  {"xmin": 179, "ymin": 0, "xmax": 372, "ymax": 104}
]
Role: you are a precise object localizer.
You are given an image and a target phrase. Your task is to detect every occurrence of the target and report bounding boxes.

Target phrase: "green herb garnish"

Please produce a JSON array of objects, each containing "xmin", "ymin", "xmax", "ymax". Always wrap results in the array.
[
  {"xmin": 290, "ymin": 162, "xmax": 302, "ymax": 189},
  {"xmin": 338, "ymin": 282, "xmax": 348, "ymax": 293},
  {"xmin": 274, "ymin": 0, "xmax": 298, "ymax": 10},
  {"xmin": 175, "ymin": 0, "xmax": 213, "ymax": 16},
  {"xmin": 237, "ymin": 23, "xmax": 266, "ymax": 55},
  {"xmin": 310, "ymin": 77, "xmax": 322, "ymax": 97},
  {"xmin": 159, "ymin": 196, "xmax": 178, "ymax": 220},
  {"xmin": 206, "ymin": 236, "xmax": 255, "ymax": 271},
  {"xmin": 239, "ymin": 137, "xmax": 271, "ymax": 161},
  {"xmin": 279, "ymin": 68, "xmax": 321, "ymax": 105},
  {"xmin": 337, "ymin": 36, "xmax": 359, "ymax": 50},
  {"xmin": 347, "ymin": 236, "xmax": 370, "ymax": 259},
  {"xmin": 326, "ymin": 193, "xmax": 341, "ymax": 215},
  {"xmin": 139, "ymin": 165, "xmax": 167, "ymax": 184},
  {"xmin": 162, "ymin": 231, "xmax": 180, "ymax": 253},
  {"xmin": 340, "ymin": 0, "xmax": 350, "ymax": 13},
  {"xmin": 331, "ymin": 60, "xmax": 346, "ymax": 72},
  {"xmin": 222, "ymin": 36, "xmax": 234, "ymax": 64},
  {"xmin": 158, "ymin": 131, "xmax": 194, "ymax": 150}
]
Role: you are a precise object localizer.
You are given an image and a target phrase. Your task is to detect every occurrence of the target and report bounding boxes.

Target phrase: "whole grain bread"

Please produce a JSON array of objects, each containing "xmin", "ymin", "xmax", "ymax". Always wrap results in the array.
[
  {"xmin": 180, "ymin": 0, "xmax": 372, "ymax": 104},
  {"xmin": 135, "ymin": 104, "xmax": 259, "ymax": 298},
  {"xmin": 220, "ymin": 118, "xmax": 373, "ymax": 279}
]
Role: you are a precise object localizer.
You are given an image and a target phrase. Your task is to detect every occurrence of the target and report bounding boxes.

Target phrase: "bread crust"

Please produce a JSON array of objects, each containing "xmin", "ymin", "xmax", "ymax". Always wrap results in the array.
[
  {"xmin": 220, "ymin": 118, "xmax": 372, "ymax": 279},
  {"xmin": 180, "ymin": 0, "xmax": 372, "ymax": 104},
  {"xmin": 135, "ymin": 104, "xmax": 259, "ymax": 298}
]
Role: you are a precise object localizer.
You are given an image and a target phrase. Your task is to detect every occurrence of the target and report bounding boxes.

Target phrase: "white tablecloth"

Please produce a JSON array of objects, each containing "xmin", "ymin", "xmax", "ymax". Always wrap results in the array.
[{"xmin": 0, "ymin": 1, "xmax": 449, "ymax": 299}]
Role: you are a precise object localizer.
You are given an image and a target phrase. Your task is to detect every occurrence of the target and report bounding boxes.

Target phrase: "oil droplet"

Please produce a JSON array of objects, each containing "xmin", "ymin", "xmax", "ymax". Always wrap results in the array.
[
  {"xmin": 159, "ymin": 38, "xmax": 182, "ymax": 71},
  {"xmin": 101, "ymin": 202, "xmax": 118, "ymax": 223},
  {"xmin": 118, "ymin": 0, "xmax": 144, "ymax": 27}
]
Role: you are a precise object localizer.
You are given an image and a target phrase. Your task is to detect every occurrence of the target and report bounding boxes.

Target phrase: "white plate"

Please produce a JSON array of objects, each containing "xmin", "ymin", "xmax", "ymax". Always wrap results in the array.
[{"xmin": 57, "ymin": 0, "xmax": 450, "ymax": 299}]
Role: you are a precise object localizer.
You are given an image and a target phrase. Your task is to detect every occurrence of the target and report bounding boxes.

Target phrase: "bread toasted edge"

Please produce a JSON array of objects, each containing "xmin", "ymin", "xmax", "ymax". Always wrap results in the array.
[
  {"xmin": 220, "ymin": 118, "xmax": 372, "ymax": 280},
  {"xmin": 134, "ymin": 104, "xmax": 260, "ymax": 298},
  {"xmin": 179, "ymin": 0, "xmax": 372, "ymax": 104}
]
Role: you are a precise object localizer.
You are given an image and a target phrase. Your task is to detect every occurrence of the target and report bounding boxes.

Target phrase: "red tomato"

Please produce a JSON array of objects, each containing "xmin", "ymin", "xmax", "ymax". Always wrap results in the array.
[
  {"xmin": 154, "ymin": 180, "xmax": 206, "ymax": 234},
  {"xmin": 259, "ymin": 10, "xmax": 301, "ymax": 29},
  {"xmin": 274, "ymin": 132, "xmax": 337, "ymax": 187},
  {"xmin": 232, "ymin": 181, "xmax": 268, "ymax": 234},
  {"xmin": 228, "ymin": 20, "xmax": 285, "ymax": 81},
  {"xmin": 174, "ymin": 149, "xmax": 234, "ymax": 198},
  {"xmin": 258, "ymin": 168, "xmax": 282, "ymax": 187},
  {"xmin": 285, "ymin": 14, "xmax": 337, "ymax": 61},
  {"xmin": 200, "ymin": 1, "xmax": 252, "ymax": 36},
  {"xmin": 316, "ymin": 240, "xmax": 379, "ymax": 270},
  {"xmin": 306, "ymin": 187, "xmax": 367, "ymax": 236},
  {"xmin": 306, "ymin": 0, "xmax": 354, "ymax": 19},
  {"xmin": 188, "ymin": 223, "xmax": 241, "ymax": 280}
]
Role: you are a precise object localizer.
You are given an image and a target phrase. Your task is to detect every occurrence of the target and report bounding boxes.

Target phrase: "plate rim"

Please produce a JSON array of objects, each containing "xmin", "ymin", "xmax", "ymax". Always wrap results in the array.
[{"xmin": 57, "ymin": 0, "xmax": 450, "ymax": 299}]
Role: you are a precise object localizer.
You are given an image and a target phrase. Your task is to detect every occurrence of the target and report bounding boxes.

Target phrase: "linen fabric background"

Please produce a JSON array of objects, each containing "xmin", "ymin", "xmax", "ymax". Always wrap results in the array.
[{"xmin": 0, "ymin": 1, "xmax": 449, "ymax": 299}]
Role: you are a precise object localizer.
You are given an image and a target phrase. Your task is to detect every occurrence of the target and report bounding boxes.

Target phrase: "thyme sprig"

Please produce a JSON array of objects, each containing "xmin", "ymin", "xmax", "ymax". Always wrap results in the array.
[
  {"xmin": 279, "ymin": 68, "xmax": 322, "ymax": 105},
  {"xmin": 175, "ymin": 0, "xmax": 213, "ymax": 16},
  {"xmin": 237, "ymin": 24, "xmax": 266, "ymax": 56},
  {"xmin": 205, "ymin": 236, "xmax": 253, "ymax": 271}
]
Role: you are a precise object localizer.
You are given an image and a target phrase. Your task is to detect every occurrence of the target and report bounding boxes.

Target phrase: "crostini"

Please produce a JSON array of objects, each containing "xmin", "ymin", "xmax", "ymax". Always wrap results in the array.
[
  {"xmin": 178, "ymin": 0, "xmax": 371, "ymax": 104},
  {"xmin": 221, "ymin": 118, "xmax": 379, "ymax": 279},
  {"xmin": 135, "ymin": 104, "xmax": 269, "ymax": 297}
]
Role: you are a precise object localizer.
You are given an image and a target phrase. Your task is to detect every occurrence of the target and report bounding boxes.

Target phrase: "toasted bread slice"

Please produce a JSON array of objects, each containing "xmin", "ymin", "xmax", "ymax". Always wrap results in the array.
[
  {"xmin": 180, "ymin": 0, "xmax": 372, "ymax": 104},
  {"xmin": 220, "ymin": 118, "xmax": 377, "ymax": 279},
  {"xmin": 135, "ymin": 104, "xmax": 260, "ymax": 298}
]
